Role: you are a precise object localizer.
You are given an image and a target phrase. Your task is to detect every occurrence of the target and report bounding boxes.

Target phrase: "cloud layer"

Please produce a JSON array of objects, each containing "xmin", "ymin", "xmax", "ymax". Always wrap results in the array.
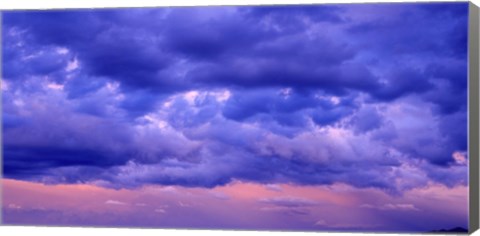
[
  {"xmin": 2, "ymin": 179, "xmax": 468, "ymax": 231},
  {"xmin": 2, "ymin": 3, "xmax": 469, "ymax": 195}
]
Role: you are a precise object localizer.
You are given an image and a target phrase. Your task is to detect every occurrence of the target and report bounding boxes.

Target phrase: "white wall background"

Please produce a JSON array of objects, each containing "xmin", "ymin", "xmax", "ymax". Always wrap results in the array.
[{"xmin": 0, "ymin": 0, "xmax": 478, "ymax": 236}]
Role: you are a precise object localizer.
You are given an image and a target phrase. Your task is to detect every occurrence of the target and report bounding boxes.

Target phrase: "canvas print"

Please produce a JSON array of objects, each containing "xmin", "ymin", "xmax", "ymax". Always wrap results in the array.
[{"xmin": 1, "ymin": 2, "xmax": 471, "ymax": 233}]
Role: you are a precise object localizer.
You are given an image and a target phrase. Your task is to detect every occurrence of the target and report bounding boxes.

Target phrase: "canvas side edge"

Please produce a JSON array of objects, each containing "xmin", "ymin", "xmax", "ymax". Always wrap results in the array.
[{"xmin": 469, "ymin": 1, "xmax": 480, "ymax": 234}]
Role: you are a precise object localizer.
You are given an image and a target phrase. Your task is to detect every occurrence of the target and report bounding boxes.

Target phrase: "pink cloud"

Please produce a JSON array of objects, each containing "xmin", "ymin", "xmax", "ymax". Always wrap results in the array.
[{"xmin": 2, "ymin": 178, "xmax": 467, "ymax": 231}]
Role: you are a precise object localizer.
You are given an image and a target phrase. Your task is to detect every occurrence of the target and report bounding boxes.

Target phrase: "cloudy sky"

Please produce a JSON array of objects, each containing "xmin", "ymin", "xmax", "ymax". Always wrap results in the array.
[{"xmin": 1, "ymin": 2, "xmax": 470, "ymax": 232}]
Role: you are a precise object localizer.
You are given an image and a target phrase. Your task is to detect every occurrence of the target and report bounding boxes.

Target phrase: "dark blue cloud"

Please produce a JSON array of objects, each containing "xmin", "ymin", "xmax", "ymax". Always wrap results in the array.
[
  {"xmin": 3, "ymin": 145, "xmax": 130, "ymax": 180},
  {"xmin": 311, "ymin": 106, "xmax": 354, "ymax": 126},
  {"xmin": 372, "ymin": 68, "xmax": 433, "ymax": 101},
  {"xmin": 423, "ymin": 62, "xmax": 467, "ymax": 114},
  {"xmin": 2, "ymin": 6, "xmax": 365, "ymax": 95},
  {"xmin": 4, "ymin": 3, "xmax": 467, "ymax": 99},
  {"xmin": 4, "ymin": 10, "xmax": 174, "ymax": 93},
  {"xmin": 350, "ymin": 106, "xmax": 383, "ymax": 134},
  {"xmin": 161, "ymin": 93, "xmax": 223, "ymax": 129},
  {"xmin": 1, "ymin": 3, "xmax": 469, "ymax": 192},
  {"xmin": 119, "ymin": 90, "xmax": 164, "ymax": 118},
  {"xmin": 64, "ymin": 76, "xmax": 107, "ymax": 99},
  {"xmin": 222, "ymin": 89, "xmax": 359, "ymax": 128},
  {"xmin": 2, "ymin": 35, "xmax": 71, "ymax": 81},
  {"xmin": 190, "ymin": 62, "xmax": 380, "ymax": 95},
  {"xmin": 346, "ymin": 3, "xmax": 468, "ymax": 58},
  {"xmin": 222, "ymin": 89, "xmax": 318, "ymax": 122},
  {"xmin": 3, "ymin": 113, "xmax": 26, "ymax": 130},
  {"xmin": 438, "ymin": 112, "xmax": 467, "ymax": 151},
  {"xmin": 3, "ymin": 10, "xmax": 105, "ymax": 46}
]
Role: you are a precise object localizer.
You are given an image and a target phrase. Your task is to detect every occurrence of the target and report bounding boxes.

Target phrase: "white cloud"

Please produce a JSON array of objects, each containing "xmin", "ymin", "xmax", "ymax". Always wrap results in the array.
[
  {"xmin": 452, "ymin": 151, "xmax": 467, "ymax": 165},
  {"xmin": 56, "ymin": 47, "xmax": 69, "ymax": 55},
  {"xmin": 66, "ymin": 58, "xmax": 79, "ymax": 72},
  {"xmin": 105, "ymin": 200, "xmax": 128, "ymax": 206},
  {"xmin": 7, "ymin": 203, "xmax": 22, "ymax": 209},
  {"xmin": 314, "ymin": 220, "xmax": 327, "ymax": 226},
  {"xmin": 360, "ymin": 203, "xmax": 419, "ymax": 211},
  {"xmin": 154, "ymin": 208, "xmax": 166, "ymax": 214},
  {"xmin": 1, "ymin": 80, "xmax": 9, "ymax": 91},
  {"xmin": 46, "ymin": 83, "xmax": 64, "ymax": 90}
]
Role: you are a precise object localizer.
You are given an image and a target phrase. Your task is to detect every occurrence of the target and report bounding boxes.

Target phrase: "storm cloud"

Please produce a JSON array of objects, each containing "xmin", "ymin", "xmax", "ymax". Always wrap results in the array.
[{"xmin": 2, "ymin": 3, "xmax": 469, "ymax": 193}]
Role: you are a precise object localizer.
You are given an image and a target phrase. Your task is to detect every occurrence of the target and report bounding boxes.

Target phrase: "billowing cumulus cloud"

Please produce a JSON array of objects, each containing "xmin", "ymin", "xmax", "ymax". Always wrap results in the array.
[{"xmin": 2, "ymin": 2, "xmax": 468, "ymax": 198}]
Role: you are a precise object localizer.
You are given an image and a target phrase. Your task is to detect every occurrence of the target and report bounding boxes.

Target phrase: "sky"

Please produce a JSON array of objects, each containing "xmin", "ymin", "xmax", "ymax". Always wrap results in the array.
[{"xmin": 1, "ymin": 2, "xmax": 470, "ymax": 232}]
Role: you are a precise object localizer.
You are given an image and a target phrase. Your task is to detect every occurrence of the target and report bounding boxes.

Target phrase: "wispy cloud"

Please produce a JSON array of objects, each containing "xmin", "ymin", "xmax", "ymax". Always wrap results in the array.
[
  {"xmin": 154, "ymin": 208, "xmax": 166, "ymax": 214},
  {"xmin": 360, "ymin": 203, "xmax": 420, "ymax": 211},
  {"xmin": 105, "ymin": 200, "xmax": 128, "ymax": 206},
  {"xmin": 314, "ymin": 219, "xmax": 381, "ymax": 230},
  {"xmin": 259, "ymin": 196, "xmax": 318, "ymax": 207}
]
